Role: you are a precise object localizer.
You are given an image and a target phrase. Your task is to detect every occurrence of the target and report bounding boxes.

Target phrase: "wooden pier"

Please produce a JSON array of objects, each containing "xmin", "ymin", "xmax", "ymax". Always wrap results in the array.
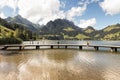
[{"xmin": 0, "ymin": 44, "xmax": 120, "ymax": 52}]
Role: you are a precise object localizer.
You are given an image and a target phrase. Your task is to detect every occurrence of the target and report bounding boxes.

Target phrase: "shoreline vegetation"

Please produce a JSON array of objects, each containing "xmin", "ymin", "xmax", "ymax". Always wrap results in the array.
[{"xmin": 0, "ymin": 37, "xmax": 22, "ymax": 45}]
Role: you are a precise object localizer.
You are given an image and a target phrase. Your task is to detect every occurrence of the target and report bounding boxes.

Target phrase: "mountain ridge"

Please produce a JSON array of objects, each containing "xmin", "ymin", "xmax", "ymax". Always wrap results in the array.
[
  {"xmin": 5, "ymin": 15, "xmax": 39, "ymax": 31},
  {"xmin": 1, "ymin": 15, "xmax": 120, "ymax": 40}
]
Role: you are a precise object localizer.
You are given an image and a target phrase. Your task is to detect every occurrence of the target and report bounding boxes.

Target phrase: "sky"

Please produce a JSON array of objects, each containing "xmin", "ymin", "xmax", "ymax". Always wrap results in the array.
[{"xmin": 0, "ymin": 0, "xmax": 120, "ymax": 30}]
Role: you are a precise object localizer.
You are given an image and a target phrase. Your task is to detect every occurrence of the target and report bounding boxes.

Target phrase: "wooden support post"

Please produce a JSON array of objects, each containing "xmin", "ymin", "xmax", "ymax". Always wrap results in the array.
[
  {"xmin": 19, "ymin": 46, "xmax": 24, "ymax": 50},
  {"xmin": 115, "ymin": 48, "xmax": 117, "ymax": 52},
  {"xmin": 111, "ymin": 47, "xmax": 114, "ymax": 52},
  {"xmin": 36, "ymin": 46, "xmax": 40, "ymax": 49},
  {"xmin": 79, "ymin": 46, "xmax": 82, "ymax": 50},
  {"xmin": 94, "ymin": 46, "xmax": 99, "ymax": 51},
  {"xmin": 65, "ymin": 45, "xmax": 67, "ymax": 49},
  {"xmin": 2, "ymin": 46, "xmax": 8, "ymax": 50},
  {"xmin": 51, "ymin": 45, "xmax": 53, "ymax": 49},
  {"xmin": 19, "ymin": 46, "xmax": 22, "ymax": 50},
  {"xmin": 111, "ymin": 47, "xmax": 117, "ymax": 52}
]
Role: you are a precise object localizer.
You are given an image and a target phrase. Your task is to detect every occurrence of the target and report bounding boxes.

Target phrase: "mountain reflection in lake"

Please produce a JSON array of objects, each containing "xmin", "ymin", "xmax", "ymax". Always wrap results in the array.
[{"xmin": 0, "ymin": 49, "xmax": 120, "ymax": 80}]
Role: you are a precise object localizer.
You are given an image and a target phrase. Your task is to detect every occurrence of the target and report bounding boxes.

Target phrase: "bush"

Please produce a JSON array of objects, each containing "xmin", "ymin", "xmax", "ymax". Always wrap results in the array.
[{"xmin": 0, "ymin": 37, "xmax": 22, "ymax": 45}]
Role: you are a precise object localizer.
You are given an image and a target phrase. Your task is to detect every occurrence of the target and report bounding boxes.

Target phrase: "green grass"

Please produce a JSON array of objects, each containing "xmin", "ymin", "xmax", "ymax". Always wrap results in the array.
[
  {"xmin": 104, "ymin": 26, "xmax": 120, "ymax": 32},
  {"xmin": 103, "ymin": 32, "xmax": 120, "ymax": 40},
  {"xmin": 85, "ymin": 29, "xmax": 94, "ymax": 33},
  {"xmin": 95, "ymin": 34, "xmax": 100, "ymax": 38},
  {"xmin": 63, "ymin": 35, "xmax": 74, "ymax": 39},
  {"xmin": 0, "ymin": 25, "xmax": 14, "ymax": 38},
  {"xmin": 75, "ymin": 34, "xmax": 89, "ymax": 40},
  {"xmin": 63, "ymin": 27, "xmax": 74, "ymax": 32}
]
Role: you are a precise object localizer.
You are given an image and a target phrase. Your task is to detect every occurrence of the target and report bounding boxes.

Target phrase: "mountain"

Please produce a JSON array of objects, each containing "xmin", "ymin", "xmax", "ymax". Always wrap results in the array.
[
  {"xmin": 83, "ymin": 26, "xmax": 97, "ymax": 39},
  {"xmin": 2, "ymin": 15, "xmax": 120, "ymax": 40},
  {"xmin": 39, "ymin": 19, "xmax": 90, "ymax": 40},
  {"xmin": 2, "ymin": 16, "xmax": 91, "ymax": 40},
  {"xmin": 5, "ymin": 15, "xmax": 39, "ymax": 31},
  {"xmin": 86, "ymin": 24, "xmax": 120, "ymax": 40},
  {"xmin": 84, "ymin": 26, "xmax": 95, "ymax": 33},
  {"xmin": 39, "ymin": 19, "xmax": 120, "ymax": 40},
  {"xmin": 100, "ymin": 24, "xmax": 120, "ymax": 40}
]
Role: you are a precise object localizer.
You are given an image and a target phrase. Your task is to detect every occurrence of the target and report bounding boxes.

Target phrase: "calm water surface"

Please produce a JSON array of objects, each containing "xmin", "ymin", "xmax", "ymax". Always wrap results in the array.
[{"xmin": 0, "ymin": 41, "xmax": 120, "ymax": 80}]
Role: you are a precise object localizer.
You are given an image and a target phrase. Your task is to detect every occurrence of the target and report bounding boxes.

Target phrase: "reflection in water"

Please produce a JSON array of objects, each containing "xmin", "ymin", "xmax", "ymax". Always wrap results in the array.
[
  {"xmin": 0, "ymin": 62, "xmax": 17, "ymax": 80},
  {"xmin": 0, "ymin": 49, "xmax": 120, "ymax": 80}
]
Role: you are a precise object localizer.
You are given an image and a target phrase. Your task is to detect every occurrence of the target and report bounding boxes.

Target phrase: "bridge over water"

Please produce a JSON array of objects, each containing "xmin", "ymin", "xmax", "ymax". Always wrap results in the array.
[{"xmin": 0, "ymin": 43, "xmax": 120, "ymax": 52}]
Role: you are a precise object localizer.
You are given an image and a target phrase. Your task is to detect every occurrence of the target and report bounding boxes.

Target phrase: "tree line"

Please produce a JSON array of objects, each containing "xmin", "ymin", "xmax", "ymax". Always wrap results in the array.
[{"xmin": 0, "ymin": 18, "xmax": 38, "ymax": 45}]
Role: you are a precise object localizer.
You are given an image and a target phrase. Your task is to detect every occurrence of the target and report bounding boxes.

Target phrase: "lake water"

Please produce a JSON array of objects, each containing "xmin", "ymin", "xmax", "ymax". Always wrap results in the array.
[{"xmin": 0, "ymin": 40, "xmax": 120, "ymax": 80}]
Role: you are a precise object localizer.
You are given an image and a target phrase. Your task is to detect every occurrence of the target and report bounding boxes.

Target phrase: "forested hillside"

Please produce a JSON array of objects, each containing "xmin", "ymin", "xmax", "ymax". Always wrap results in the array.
[
  {"xmin": 39, "ymin": 19, "xmax": 120, "ymax": 40},
  {"xmin": 39, "ymin": 19, "xmax": 90, "ymax": 40},
  {"xmin": 0, "ymin": 18, "xmax": 37, "ymax": 44}
]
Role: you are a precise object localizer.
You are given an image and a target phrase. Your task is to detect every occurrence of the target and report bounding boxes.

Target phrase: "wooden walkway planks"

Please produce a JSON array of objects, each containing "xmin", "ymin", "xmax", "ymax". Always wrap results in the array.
[{"xmin": 0, "ymin": 44, "xmax": 120, "ymax": 52}]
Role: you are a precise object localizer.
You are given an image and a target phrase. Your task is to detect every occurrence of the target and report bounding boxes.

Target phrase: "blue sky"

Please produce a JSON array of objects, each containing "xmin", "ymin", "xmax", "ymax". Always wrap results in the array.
[{"xmin": 0, "ymin": 0, "xmax": 120, "ymax": 30}]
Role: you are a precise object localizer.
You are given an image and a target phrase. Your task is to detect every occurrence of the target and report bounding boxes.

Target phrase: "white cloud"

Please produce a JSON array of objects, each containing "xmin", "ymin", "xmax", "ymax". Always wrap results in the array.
[
  {"xmin": 91, "ymin": 0, "xmax": 100, "ymax": 3},
  {"xmin": 0, "ymin": 0, "xmax": 18, "ymax": 15},
  {"xmin": 0, "ymin": 12, "xmax": 6, "ymax": 18},
  {"xmin": 18, "ymin": 0, "xmax": 65, "ymax": 25},
  {"xmin": 100, "ymin": 0, "xmax": 120, "ymax": 15},
  {"xmin": 78, "ymin": 0, "xmax": 100, "ymax": 6},
  {"xmin": 61, "ymin": 1, "xmax": 66, "ymax": 8},
  {"xmin": 66, "ymin": 5, "xmax": 86, "ymax": 20},
  {"xmin": 18, "ymin": 0, "xmax": 88, "ymax": 25},
  {"xmin": 0, "ymin": 0, "xmax": 97, "ymax": 26},
  {"xmin": 78, "ymin": 18, "xmax": 96, "ymax": 28}
]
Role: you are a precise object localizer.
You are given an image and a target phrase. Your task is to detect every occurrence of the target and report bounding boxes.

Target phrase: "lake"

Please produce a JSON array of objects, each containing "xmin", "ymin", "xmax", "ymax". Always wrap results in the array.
[{"xmin": 0, "ymin": 40, "xmax": 120, "ymax": 80}]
